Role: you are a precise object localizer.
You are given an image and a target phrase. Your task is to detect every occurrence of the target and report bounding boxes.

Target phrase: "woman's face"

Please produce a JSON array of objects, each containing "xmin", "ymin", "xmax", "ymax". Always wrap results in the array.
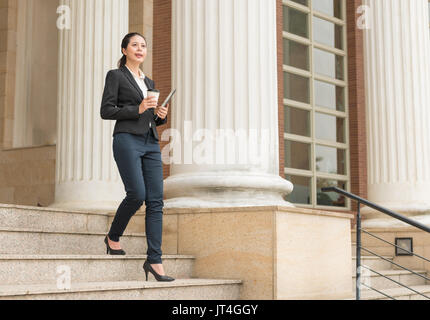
[{"xmin": 122, "ymin": 35, "xmax": 147, "ymax": 64}]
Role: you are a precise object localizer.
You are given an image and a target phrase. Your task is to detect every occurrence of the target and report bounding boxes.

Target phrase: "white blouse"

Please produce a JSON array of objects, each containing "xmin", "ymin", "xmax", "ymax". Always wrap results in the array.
[{"xmin": 125, "ymin": 65, "xmax": 148, "ymax": 98}]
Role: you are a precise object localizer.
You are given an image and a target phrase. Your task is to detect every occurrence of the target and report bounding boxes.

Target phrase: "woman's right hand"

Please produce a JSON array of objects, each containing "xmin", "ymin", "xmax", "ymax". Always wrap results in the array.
[{"xmin": 139, "ymin": 96, "xmax": 158, "ymax": 114}]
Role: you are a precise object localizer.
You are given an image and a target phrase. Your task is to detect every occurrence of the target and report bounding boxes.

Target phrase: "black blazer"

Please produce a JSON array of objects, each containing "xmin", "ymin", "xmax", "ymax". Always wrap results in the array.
[{"xmin": 100, "ymin": 65, "xmax": 167, "ymax": 140}]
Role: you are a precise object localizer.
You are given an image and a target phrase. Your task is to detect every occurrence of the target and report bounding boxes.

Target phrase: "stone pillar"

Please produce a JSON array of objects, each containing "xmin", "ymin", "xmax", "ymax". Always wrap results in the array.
[
  {"xmin": 164, "ymin": 0, "xmax": 293, "ymax": 208},
  {"xmin": 362, "ymin": 0, "xmax": 430, "ymax": 226},
  {"xmin": 51, "ymin": 0, "xmax": 129, "ymax": 211}
]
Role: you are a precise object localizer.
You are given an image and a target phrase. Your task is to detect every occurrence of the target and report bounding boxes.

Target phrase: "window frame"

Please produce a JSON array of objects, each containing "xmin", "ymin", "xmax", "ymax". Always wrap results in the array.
[{"xmin": 282, "ymin": 0, "xmax": 351, "ymax": 211}]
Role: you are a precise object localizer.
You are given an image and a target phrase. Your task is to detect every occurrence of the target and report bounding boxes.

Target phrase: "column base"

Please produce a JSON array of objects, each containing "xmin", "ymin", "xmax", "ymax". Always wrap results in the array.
[
  {"xmin": 48, "ymin": 201, "xmax": 122, "ymax": 213},
  {"xmin": 362, "ymin": 202, "xmax": 430, "ymax": 229},
  {"xmin": 362, "ymin": 213, "xmax": 430, "ymax": 229},
  {"xmin": 164, "ymin": 171, "xmax": 294, "ymax": 208},
  {"xmin": 50, "ymin": 181, "xmax": 124, "ymax": 213}
]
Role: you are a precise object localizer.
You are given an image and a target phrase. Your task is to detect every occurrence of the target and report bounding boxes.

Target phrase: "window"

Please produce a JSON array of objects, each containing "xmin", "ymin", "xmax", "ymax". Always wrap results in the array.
[{"xmin": 282, "ymin": 0, "xmax": 349, "ymax": 209}]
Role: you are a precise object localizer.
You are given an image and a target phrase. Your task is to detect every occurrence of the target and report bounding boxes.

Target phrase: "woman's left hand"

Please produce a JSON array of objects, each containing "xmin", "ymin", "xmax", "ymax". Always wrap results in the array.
[{"xmin": 156, "ymin": 104, "xmax": 169, "ymax": 120}]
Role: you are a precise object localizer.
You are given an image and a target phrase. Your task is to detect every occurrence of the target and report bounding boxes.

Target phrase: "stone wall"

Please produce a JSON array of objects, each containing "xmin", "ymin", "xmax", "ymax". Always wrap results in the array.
[{"xmin": 0, "ymin": 145, "xmax": 55, "ymax": 206}]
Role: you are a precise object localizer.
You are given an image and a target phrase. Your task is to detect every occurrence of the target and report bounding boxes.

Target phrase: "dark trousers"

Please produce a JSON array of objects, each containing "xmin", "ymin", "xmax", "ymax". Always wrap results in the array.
[{"xmin": 108, "ymin": 131, "xmax": 164, "ymax": 264}]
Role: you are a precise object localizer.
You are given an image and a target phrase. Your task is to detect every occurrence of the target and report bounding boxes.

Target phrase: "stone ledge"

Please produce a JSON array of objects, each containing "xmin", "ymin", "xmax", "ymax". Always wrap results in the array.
[
  {"xmin": 0, "ymin": 203, "xmax": 354, "ymax": 220},
  {"xmin": 164, "ymin": 205, "xmax": 353, "ymax": 220},
  {"xmin": 0, "ymin": 226, "xmax": 146, "ymax": 237},
  {"xmin": 347, "ymin": 285, "xmax": 430, "ymax": 300},
  {"xmin": 351, "ymin": 269, "xmax": 427, "ymax": 278},
  {"xmin": 0, "ymin": 254, "xmax": 195, "ymax": 260},
  {"xmin": 352, "ymin": 226, "xmax": 429, "ymax": 233},
  {"xmin": 0, "ymin": 279, "xmax": 243, "ymax": 297},
  {"xmin": 0, "ymin": 203, "xmax": 110, "ymax": 216}
]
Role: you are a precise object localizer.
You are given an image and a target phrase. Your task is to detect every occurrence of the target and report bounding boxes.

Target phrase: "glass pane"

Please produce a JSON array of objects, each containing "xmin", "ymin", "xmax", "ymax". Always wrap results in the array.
[
  {"xmin": 314, "ymin": 48, "xmax": 344, "ymax": 80},
  {"xmin": 313, "ymin": 16, "xmax": 343, "ymax": 50},
  {"xmin": 283, "ymin": 6, "xmax": 309, "ymax": 38},
  {"xmin": 290, "ymin": 0, "xmax": 308, "ymax": 6},
  {"xmin": 314, "ymin": 80, "xmax": 345, "ymax": 111},
  {"xmin": 317, "ymin": 179, "xmax": 346, "ymax": 207},
  {"xmin": 315, "ymin": 112, "xmax": 345, "ymax": 143},
  {"xmin": 313, "ymin": 0, "xmax": 342, "ymax": 19},
  {"xmin": 284, "ymin": 72, "xmax": 310, "ymax": 104},
  {"xmin": 285, "ymin": 140, "xmax": 311, "ymax": 170},
  {"xmin": 284, "ymin": 106, "xmax": 310, "ymax": 137},
  {"xmin": 284, "ymin": 39, "xmax": 309, "ymax": 70},
  {"xmin": 285, "ymin": 175, "xmax": 311, "ymax": 204},
  {"xmin": 316, "ymin": 145, "xmax": 346, "ymax": 175}
]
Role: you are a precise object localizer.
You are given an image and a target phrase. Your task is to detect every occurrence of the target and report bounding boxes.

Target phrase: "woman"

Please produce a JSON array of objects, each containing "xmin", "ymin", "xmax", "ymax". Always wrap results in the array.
[{"xmin": 100, "ymin": 32, "xmax": 174, "ymax": 282}]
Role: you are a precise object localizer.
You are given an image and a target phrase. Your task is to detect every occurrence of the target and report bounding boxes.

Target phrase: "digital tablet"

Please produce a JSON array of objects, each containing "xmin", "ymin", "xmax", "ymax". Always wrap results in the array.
[{"xmin": 160, "ymin": 89, "xmax": 176, "ymax": 108}]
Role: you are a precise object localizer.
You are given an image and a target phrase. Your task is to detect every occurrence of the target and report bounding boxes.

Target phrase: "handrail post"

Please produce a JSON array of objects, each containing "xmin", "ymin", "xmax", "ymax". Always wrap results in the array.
[{"xmin": 356, "ymin": 201, "xmax": 361, "ymax": 300}]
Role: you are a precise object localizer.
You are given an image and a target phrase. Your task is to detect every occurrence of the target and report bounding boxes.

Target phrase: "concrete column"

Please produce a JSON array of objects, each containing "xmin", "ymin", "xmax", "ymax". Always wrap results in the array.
[
  {"xmin": 164, "ymin": 0, "xmax": 293, "ymax": 207},
  {"xmin": 51, "ymin": 0, "xmax": 129, "ymax": 211},
  {"xmin": 362, "ymin": 0, "xmax": 430, "ymax": 226}
]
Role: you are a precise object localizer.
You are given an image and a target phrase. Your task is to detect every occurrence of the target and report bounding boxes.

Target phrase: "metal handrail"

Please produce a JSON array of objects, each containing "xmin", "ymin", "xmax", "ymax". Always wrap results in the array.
[
  {"xmin": 361, "ymin": 229, "xmax": 430, "ymax": 264},
  {"xmin": 322, "ymin": 187, "xmax": 430, "ymax": 300},
  {"xmin": 322, "ymin": 187, "xmax": 430, "ymax": 233}
]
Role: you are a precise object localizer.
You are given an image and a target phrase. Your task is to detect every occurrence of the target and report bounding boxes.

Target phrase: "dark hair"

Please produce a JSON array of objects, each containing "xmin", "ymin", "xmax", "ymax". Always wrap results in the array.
[{"xmin": 117, "ymin": 32, "xmax": 147, "ymax": 68}]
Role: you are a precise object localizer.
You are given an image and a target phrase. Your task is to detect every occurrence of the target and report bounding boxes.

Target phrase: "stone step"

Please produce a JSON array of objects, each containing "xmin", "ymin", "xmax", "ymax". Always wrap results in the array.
[
  {"xmin": 352, "ymin": 269, "xmax": 429, "ymax": 291},
  {"xmin": 0, "ymin": 227, "xmax": 147, "ymax": 255},
  {"xmin": 0, "ymin": 279, "xmax": 243, "ymax": 300},
  {"xmin": 0, "ymin": 204, "xmax": 110, "ymax": 234},
  {"xmin": 0, "ymin": 254, "xmax": 195, "ymax": 285},
  {"xmin": 352, "ymin": 243, "xmax": 395, "ymax": 257},
  {"xmin": 351, "ymin": 256, "xmax": 394, "ymax": 272},
  {"xmin": 347, "ymin": 285, "xmax": 430, "ymax": 300}
]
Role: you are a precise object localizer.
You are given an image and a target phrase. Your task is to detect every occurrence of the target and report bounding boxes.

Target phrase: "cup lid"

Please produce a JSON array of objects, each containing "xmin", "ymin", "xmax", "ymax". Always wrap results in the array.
[{"xmin": 148, "ymin": 89, "xmax": 160, "ymax": 93}]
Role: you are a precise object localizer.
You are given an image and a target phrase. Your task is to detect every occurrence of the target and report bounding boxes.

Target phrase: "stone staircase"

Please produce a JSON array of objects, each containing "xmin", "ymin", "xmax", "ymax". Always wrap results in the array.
[
  {"xmin": 350, "ymin": 246, "xmax": 430, "ymax": 300},
  {"xmin": 0, "ymin": 204, "xmax": 242, "ymax": 300}
]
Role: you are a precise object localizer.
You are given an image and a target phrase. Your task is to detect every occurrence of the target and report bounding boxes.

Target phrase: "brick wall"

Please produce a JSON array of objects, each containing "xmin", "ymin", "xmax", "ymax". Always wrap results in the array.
[
  {"xmin": 346, "ymin": 0, "xmax": 367, "ymax": 217},
  {"xmin": 153, "ymin": 0, "xmax": 172, "ymax": 180}
]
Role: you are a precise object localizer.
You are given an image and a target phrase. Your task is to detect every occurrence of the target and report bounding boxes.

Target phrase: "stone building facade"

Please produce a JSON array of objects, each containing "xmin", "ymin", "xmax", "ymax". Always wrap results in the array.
[{"xmin": 0, "ymin": 0, "xmax": 429, "ymax": 300}]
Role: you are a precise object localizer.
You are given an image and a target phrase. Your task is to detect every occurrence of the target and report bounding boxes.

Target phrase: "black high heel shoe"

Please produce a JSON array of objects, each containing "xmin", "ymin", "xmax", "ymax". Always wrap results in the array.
[
  {"xmin": 143, "ymin": 260, "xmax": 175, "ymax": 282},
  {"xmin": 104, "ymin": 235, "xmax": 126, "ymax": 255}
]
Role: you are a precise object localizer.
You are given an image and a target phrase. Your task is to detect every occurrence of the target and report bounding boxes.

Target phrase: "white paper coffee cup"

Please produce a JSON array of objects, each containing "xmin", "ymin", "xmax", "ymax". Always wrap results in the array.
[{"xmin": 147, "ymin": 89, "xmax": 160, "ymax": 103}]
